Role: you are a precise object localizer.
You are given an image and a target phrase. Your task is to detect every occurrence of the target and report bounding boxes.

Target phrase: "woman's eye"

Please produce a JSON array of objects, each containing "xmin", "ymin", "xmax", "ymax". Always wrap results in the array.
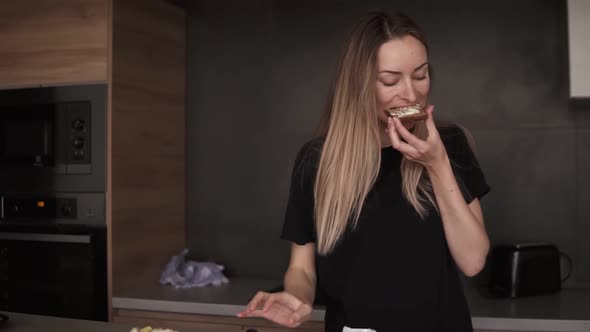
[
  {"xmin": 414, "ymin": 76, "xmax": 428, "ymax": 81},
  {"xmin": 382, "ymin": 81, "xmax": 398, "ymax": 87}
]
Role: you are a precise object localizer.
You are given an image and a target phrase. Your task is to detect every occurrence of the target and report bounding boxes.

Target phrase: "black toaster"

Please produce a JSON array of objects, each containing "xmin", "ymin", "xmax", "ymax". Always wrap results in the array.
[{"xmin": 488, "ymin": 243, "xmax": 570, "ymax": 298}]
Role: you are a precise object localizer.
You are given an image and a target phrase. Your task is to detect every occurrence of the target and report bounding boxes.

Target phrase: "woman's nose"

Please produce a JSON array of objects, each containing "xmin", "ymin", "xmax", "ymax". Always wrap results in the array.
[{"xmin": 398, "ymin": 80, "xmax": 417, "ymax": 103}]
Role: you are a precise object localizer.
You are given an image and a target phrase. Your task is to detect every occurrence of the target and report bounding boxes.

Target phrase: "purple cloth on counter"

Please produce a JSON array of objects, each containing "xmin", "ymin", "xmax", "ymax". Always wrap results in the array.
[{"xmin": 159, "ymin": 249, "xmax": 229, "ymax": 288}]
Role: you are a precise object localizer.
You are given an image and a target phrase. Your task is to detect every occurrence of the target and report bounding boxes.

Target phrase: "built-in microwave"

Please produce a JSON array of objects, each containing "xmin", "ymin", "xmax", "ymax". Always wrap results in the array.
[
  {"xmin": 0, "ymin": 84, "xmax": 106, "ymax": 194},
  {"xmin": 0, "ymin": 101, "xmax": 91, "ymax": 172}
]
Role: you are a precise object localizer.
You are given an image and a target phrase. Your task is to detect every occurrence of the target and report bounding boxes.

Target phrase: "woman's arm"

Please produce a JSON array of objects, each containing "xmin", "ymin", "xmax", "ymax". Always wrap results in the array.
[
  {"xmin": 387, "ymin": 106, "xmax": 489, "ymax": 277},
  {"xmin": 425, "ymin": 156, "xmax": 489, "ymax": 276},
  {"xmin": 238, "ymin": 242, "xmax": 316, "ymax": 327},
  {"xmin": 284, "ymin": 242, "xmax": 317, "ymax": 304}
]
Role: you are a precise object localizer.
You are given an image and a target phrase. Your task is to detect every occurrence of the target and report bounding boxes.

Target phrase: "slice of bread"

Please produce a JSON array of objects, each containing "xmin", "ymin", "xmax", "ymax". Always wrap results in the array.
[{"xmin": 384, "ymin": 104, "xmax": 428, "ymax": 122}]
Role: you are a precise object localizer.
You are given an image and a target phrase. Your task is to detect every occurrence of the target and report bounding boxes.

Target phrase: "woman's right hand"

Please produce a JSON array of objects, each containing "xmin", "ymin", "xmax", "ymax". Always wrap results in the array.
[{"xmin": 236, "ymin": 291, "xmax": 313, "ymax": 328}]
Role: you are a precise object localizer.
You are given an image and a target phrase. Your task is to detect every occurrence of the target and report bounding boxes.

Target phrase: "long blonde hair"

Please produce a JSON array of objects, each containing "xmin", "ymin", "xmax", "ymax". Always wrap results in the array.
[{"xmin": 314, "ymin": 11, "xmax": 436, "ymax": 255}]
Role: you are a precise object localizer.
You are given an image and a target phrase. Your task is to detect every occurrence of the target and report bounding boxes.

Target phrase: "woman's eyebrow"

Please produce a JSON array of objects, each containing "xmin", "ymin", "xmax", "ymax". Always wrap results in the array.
[
  {"xmin": 413, "ymin": 62, "xmax": 429, "ymax": 71},
  {"xmin": 378, "ymin": 62, "xmax": 429, "ymax": 74}
]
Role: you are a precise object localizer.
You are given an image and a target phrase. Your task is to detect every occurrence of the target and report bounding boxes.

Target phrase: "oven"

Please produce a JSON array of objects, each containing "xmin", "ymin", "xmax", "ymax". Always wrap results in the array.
[{"xmin": 0, "ymin": 223, "xmax": 107, "ymax": 321}]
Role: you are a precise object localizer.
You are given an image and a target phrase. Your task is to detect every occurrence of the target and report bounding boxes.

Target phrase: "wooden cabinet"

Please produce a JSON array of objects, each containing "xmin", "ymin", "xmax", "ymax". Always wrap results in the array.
[
  {"xmin": 108, "ymin": 0, "xmax": 186, "ymax": 317},
  {"xmin": 0, "ymin": 0, "xmax": 109, "ymax": 89},
  {"xmin": 113, "ymin": 309, "xmax": 325, "ymax": 332}
]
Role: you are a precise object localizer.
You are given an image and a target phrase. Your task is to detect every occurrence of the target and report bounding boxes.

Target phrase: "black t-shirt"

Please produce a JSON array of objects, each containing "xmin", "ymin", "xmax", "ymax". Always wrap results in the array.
[{"xmin": 281, "ymin": 125, "xmax": 490, "ymax": 332}]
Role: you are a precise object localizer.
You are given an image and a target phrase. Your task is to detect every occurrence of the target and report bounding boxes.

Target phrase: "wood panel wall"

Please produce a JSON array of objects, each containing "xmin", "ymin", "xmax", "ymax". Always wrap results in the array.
[
  {"xmin": 109, "ymin": 0, "xmax": 186, "ymax": 296},
  {"xmin": 0, "ymin": 0, "xmax": 109, "ymax": 89}
]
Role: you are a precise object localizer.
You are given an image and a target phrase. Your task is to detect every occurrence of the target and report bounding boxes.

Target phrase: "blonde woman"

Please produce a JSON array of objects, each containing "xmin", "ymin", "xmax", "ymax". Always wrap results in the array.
[{"xmin": 238, "ymin": 11, "xmax": 490, "ymax": 332}]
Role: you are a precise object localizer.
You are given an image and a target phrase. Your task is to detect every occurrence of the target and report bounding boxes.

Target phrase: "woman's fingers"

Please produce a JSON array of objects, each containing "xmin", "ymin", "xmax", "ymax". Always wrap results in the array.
[
  {"xmin": 267, "ymin": 303, "xmax": 295, "ymax": 325},
  {"xmin": 249, "ymin": 302, "xmax": 297, "ymax": 326},
  {"xmin": 279, "ymin": 292, "xmax": 305, "ymax": 311},
  {"xmin": 237, "ymin": 291, "xmax": 268, "ymax": 317},
  {"xmin": 287, "ymin": 303, "xmax": 313, "ymax": 328},
  {"xmin": 387, "ymin": 117, "xmax": 418, "ymax": 156},
  {"xmin": 261, "ymin": 293, "xmax": 278, "ymax": 312},
  {"xmin": 288, "ymin": 311, "xmax": 301, "ymax": 327},
  {"xmin": 247, "ymin": 291, "xmax": 269, "ymax": 312},
  {"xmin": 238, "ymin": 291, "xmax": 312, "ymax": 328},
  {"xmin": 424, "ymin": 105, "xmax": 438, "ymax": 140},
  {"xmin": 238, "ymin": 291, "xmax": 300, "ymax": 317},
  {"xmin": 263, "ymin": 292, "xmax": 303, "ymax": 312}
]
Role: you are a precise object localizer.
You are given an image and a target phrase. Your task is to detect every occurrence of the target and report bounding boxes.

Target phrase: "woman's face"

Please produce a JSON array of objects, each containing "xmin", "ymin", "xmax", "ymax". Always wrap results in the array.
[{"xmin": 375, "ymin": 35, "xmax": 430, "ymax": 128}]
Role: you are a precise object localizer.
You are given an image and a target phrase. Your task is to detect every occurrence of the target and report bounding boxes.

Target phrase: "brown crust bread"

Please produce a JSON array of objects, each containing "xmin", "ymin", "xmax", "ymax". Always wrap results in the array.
[{"xmin": 384, "ymin": 109, "xmax": 428, "ymax": 122}]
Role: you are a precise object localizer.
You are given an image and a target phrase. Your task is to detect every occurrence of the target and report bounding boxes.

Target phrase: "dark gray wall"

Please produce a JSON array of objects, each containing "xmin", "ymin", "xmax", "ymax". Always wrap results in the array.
[{"xmin": 187, "ymin": 0, "xmax": 590, "ymax": 285}]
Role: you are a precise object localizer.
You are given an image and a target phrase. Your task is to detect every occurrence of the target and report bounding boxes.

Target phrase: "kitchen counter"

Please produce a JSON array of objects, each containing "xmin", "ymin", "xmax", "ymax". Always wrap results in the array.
[
  {"xmin": 0, "ymin": 312, "xmax": 236, "ymax": 332},
  {"xmin": 464, "ymin": 286, "xmax": 590, "ymax": 331},
  {"xmin": 113, "ymin": 277, "xmax": 590, "ymax": 331},
  {"xmin": 113, "ymin": 277, "xmax": 325, "ymax": 318}
]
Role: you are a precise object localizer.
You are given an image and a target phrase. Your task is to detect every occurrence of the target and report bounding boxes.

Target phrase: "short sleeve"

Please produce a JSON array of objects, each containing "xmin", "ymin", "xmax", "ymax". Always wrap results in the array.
[
  {"xmin": 441, "ymin": 126, "xmax": 491, "ymax": 204},
  {"xmin": 280, "ymin": 139, "xmax": 322, "ymax": 245}
]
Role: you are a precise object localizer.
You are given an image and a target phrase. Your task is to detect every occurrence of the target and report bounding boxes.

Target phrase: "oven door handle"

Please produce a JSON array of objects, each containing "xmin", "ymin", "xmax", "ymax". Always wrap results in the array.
[{"xmin": 0, "ymin": 232, "xmax": 91, "ymax": 244}]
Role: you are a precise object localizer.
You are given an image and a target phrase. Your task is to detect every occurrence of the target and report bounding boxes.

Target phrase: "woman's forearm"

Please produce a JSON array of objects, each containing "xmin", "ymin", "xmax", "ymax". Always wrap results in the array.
[
  {"xmin": 284, "ymin": 266, "xmax": 316, "ymax": 305},
  {"xmin": 427, "ymin": 155, "xmax": 490, "ymax": 277}
]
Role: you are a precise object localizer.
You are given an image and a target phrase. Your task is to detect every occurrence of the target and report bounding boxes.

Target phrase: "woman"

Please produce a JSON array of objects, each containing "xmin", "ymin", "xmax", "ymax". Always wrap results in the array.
[{"xmin": 238, "ymin": 10, "xmax": 490, "ymax": 332}]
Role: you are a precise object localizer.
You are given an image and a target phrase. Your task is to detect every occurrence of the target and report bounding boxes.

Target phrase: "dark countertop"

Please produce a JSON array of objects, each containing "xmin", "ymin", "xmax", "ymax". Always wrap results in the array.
[
  {"xmin": 113, "ymin": 276, "xmax": 590, "ymax": 331},
  {"xmin": 0, "ymin": 312, "xmax": 236, "ymax": 332}
]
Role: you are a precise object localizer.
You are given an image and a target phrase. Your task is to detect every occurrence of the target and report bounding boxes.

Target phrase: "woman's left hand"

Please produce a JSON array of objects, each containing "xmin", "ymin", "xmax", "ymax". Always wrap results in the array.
[{"xmin": 386, "ymin": 105, "xmax": 448, "ymax": 171}]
